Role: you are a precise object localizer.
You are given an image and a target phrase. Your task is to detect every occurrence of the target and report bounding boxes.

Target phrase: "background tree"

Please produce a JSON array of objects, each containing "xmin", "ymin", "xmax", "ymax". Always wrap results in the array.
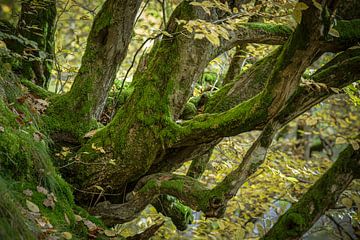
[{"xmin": 0, "ymin": 0, "xmax": 360, "ymax": 239}]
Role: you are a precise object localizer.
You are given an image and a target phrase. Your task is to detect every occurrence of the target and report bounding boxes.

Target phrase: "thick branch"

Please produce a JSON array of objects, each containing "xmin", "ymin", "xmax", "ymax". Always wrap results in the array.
[
  {"xmin": 172, "ymin": 48, "xmax": 360, "ymax": 148},
  {"xmin": 263, "ymin": 144, "xmax": 360, "ymax": 240},
  {"xmin": 212, "ymin": 121, "xmax": 279, "ymax": 199},
  {"xmin": 91, "ymin": 173, "xmax": 221, "ymax": 225},
  {"xmin": 55, "ymin": 0, "xmax": 142, "ymax": 122}
]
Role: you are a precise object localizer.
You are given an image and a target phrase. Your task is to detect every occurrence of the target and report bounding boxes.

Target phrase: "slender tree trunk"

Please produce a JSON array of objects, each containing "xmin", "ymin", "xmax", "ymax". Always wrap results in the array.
[{"xmin": 263, "ymin": 144, "xmax": 360, "ymax": 240}]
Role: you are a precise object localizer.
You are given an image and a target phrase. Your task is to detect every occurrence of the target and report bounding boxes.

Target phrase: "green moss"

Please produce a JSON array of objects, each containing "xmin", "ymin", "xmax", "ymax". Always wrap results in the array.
[
  {"xmin": 180, "ymin": 102, "xmax": 197, "ymax": 120},
  {"xmin": 246, "ymin": 22, "xmax": 292, "ymax": 36},
  {"xmin": 334, "ymin": 19, "xmax": 360, "ymax": 41},
  {"xmin": 43, "ymin": 94, "xmax": 100, "ymax": 140},
  {"xmin": 20, "ymin": 79, "xmax": 53, "ymax": 99},
  {"xmin": 0, "ymin": 177, "xmax": 37, "ymax": 240},
  {"xmin": 162, "ymin": 180, "xmax": 184, "ymax": 193},
  {"xmin": 138, "ymin": 179, "xmax": 158, "ymax": 194}
]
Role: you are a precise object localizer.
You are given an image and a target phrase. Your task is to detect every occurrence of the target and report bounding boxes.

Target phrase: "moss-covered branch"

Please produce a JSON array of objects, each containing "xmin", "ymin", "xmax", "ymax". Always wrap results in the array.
[
  {"xmin": 91, "ymin": 173, "xmax": 224, "ymax": 225},
  {"xmin": 263, "ymin": 144, "xmax": 360, "ymax": 240},
  {"xmin": 172, "ymin": 44, "xmax": 360, "ymax": 150}
]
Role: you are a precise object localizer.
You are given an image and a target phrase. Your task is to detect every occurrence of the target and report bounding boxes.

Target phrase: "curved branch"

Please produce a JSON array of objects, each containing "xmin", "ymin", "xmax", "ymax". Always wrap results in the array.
[
  {"xmin": 91, "ymin": 173, "xmax": 222, "ymax": 225},
  {"xmin": 171, "ymin": 48, "xmax": 360, "ymax": 148}
]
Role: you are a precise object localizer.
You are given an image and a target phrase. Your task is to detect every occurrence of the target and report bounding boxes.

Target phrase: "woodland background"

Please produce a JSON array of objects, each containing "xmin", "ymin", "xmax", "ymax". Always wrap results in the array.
[{"xmin": 0, "ymin": 0, "xmax": 359, "ymax": 239}]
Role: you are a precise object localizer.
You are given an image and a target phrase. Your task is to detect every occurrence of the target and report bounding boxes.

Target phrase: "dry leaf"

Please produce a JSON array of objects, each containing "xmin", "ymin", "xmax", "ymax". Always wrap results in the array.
[
  {"xmin": 104, "ymin": 229, "xmax": 116, "ymax": 237},
  {"xmin": 33, "ymin": 98, "xmax": 49, "ymax": 114},
  {"xmin": 26, "ymin": 200, "xmax": 40, "ymax": 213},
  {"xmin": 43, "ymin": 198, "xmax": 55, "ymax": 209},
  {"xmin": 84, "ymin": 129, "xmax": 97, "ymax": 139},
  {"xmin": 75, "ymin": 214, "xmax": 83, "ymax": 222},
  {"xmin": 64, "ymin": 213, "xmax": 70, "ymax": 225},
  {"xmin": 0, "ymin": 126, "xmax": 4, "ymax": 133},
  {"xmin": 83, "ymin": 220, "xmax": 97, "ymax": 231},
  {"xmin": 33, "ymin": 132, "xmax": 43, "ymax": 142},
  {"xmin": 62, "ymin": 232, "xmax": 72, "ymax": 240},
  {"xmin": 23, "ymin": 189, "xmax": 33, "ymax": 197},
  {"xmin": 37, "ymin": 186, "xmax": 49, "ymax": 195},
  {"xmin": 48, "ymin": 192, "xmax": 57, "ymax": 202}
]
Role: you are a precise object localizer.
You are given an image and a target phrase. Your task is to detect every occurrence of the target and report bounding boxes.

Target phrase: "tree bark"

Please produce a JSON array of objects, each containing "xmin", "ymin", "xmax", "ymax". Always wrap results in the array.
[{"xmin": 17, "ymin": 0, "xmax": 57, "ymax": 88}]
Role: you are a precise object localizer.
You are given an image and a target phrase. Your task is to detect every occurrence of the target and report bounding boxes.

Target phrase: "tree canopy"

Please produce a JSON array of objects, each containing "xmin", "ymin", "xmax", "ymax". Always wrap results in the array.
[{"xmin": 0, "ymin": 0, "xmax": 360, "ymax": 239}]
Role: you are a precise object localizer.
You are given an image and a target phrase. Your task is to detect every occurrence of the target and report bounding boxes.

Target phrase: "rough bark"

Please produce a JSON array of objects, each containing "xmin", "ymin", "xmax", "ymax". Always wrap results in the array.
[
  {"xmin": 49, "ymin": 0, "xmax": 142, "ymax": 128},
  {"xmin": 17, "ymin": 0, "xmax": 57, "ymax": 88}
]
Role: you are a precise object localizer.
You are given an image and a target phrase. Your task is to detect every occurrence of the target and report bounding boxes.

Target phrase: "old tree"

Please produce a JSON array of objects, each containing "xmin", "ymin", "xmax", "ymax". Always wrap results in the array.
[{"xmin": 1, "ymin": 0, "xmax": 360, "ymax": 239}]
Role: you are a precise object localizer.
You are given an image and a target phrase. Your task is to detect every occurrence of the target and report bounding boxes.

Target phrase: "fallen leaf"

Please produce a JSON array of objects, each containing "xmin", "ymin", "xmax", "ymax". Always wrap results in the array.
[
  {"xmin": 43, "ymin": 198, "xmax": 55, "ymax": 209},
  {"xmin": 33, "ymin": 98, "xmax": 49, "ymax": 114},
  {"xmin": 26, "ymin": 200, "xmax": 40, "ymax": 213},
  {"xmin": 83, "ymin": 220, "xmax": 97, "ymax": 231},
  {"xmin": 84, "ymin": 129, "xmax": 97, "ymax": 139},
  {"xmin": 48, "ymin": 192, "xmax": 57, "ymax": 202},
  {"xmin": 94, "ymin": 185, "xmax": 104, "ymax": 191},
  {"xmin": 104, "ymin": 229, "xmax": 116, "ymax": 237},
  {"xmin": 33, "ymin": 132, "xmax": 43, "ymax": 142},
  {"xmin": 0, "ymin": 125, "xmax": 4, "ymax": 133},
  {"xmin": 64, "ymin": 213, "xmax": 70, "ymax": 225},
  {"xmin": 341, "ymin": 198, "xmax": 353, "ymax": 208},
  {"xmin": 62, "ymin": 232, "xmax": 72, "ymax": 239},
  {"xmin": 23, "ymin": 189, "xmax": 33, "ymax": 196},
  {"xmin": 37, "ymin": 186, "xmax": 49, "ymax": 195},
  {"xmin": 75, "ymin": 214, "xmax": 83, "ymax": 222}
]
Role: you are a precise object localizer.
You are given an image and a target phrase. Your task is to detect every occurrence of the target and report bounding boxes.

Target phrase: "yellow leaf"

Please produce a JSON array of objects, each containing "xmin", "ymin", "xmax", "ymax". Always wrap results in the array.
[
  {"xmin": 295, "ymin": 2, "xmax": 309, "ymax": 11},
  {"xmin": 305, "ymin": 118, "xmax": 317, "ymax": 126},
  {"xmin": 62, "ymin": 232, "xmax": 72, "ymax": 240},
  {"xmin": 161, "ymin": 30, "xmax": 173, "ymax": 38},
  {"xmin": 104, "ymin": 229, "xmax": 117, "ymax": 237},
  {"xmin": 335, "ymin": 137, "xmax": 347, "ymax": 145},
  {"xmin": 205, "ymin": 33, "xmax": 220, "ymax": 46},
  {"xmin": 350, "ymin": 139, "xmax": 360, "ymax": 150},
  {"xmin": 329, "ymin": 28, "xmax": 340, "ymax": 37},
  {"xmin": 341, "ymin": 198, "xmax": 353, "ymax": 209},
  {"xmin": 26, "ymin": 200, "xmax": 40, "ymax": 213},
  {"xmin": 95, "ymin": 185, "xmax": 104, "ymax": 191},
  {"xmin": 286, "ymin": 177, "xmax": 299, "ymax": 183},
  {"xmin": 0, "ymin": 4, "xmax": 11, "ymax": 13},
  {"xmin": 194, "ymin": 33, "xmax": 205, "ymax": 40},
  {"xmin": 312, "ymin": 0, "xmax": 322, "ymax": 10},
  {"xmin": 75, "ymin": 214, "xmax": 82, "ymax": 222},
  {"xmin": 292, "ymin": 9, "xmax": 302, "ymax": 24}
]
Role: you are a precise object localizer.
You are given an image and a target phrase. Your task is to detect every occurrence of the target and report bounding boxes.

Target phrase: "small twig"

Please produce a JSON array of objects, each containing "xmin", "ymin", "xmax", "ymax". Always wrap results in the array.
[{"xmin": 135, "ymin": 0, "xmax": 151, "ymax": 26}]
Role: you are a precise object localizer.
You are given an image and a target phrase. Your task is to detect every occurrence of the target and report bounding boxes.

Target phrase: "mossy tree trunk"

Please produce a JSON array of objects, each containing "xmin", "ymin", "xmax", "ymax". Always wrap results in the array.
[
  {"xmin": 1, "ymin": 0, "xmax": 360, "ymax": 237},
  {"xmin": 17, "ymin": 0, "xmax": 57, "ymax": 88}
]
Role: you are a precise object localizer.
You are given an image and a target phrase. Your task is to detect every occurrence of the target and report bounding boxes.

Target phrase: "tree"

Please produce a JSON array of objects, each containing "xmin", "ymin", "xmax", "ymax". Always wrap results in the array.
[{"xmin": 0, "ymin": 0, "xmax": 360, "ymax": 239}]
